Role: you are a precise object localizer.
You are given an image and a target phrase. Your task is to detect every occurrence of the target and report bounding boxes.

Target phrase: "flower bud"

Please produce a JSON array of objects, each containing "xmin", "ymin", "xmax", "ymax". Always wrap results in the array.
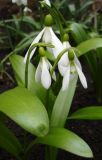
[
  {"xmin": 62, "ymin": 33, "xmax": 69, "ymax": 42},
  {"xmin": 39, "ymin": 47, "xmax": 46, "ymax": 57},
  {"xmin": 68, "ymin": 48, "xmax": 74, "ymax": 61},
  {"xmin": 44, "ymin": 14, "xmax": 53, "ymax": 26}
]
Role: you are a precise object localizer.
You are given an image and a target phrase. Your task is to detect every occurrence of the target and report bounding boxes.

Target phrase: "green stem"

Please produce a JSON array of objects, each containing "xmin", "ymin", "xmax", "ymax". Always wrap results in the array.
[
  {"xmin": 50, "ymin": 48, "xmax": 69, "ymax": 76},
  {"xmin": 25, "ymin": 138, "xmax": 38, "ymax": 154},
  {"xmin": 52, "ymin": 3, "xmax": 67, "ymax": 27}
]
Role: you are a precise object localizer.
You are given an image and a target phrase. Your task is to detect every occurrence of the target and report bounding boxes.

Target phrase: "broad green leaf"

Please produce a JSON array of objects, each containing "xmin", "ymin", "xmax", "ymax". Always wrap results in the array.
[
  {"xmin": 51, "ymin": 75, "xmax": 78, "ymax": 127},
  {"xmin": 69, "ymin": 23, "xmax": 88, "ymax": 43},
  {"xmin": 9, "ymin": 55, "xmax": 46, "ymax": 104},
  {"xmin": 38, "ymin": 128, "xmax": 93, "ymax": 158},
  {"xmin": 69, "ymin": 106, "xmax": 102, "ymax": 119},
  {"xmin": 0, "ymin": 87, "xmax": 49, "ymax": 137},
  {"xmin": 77, "ymin": 38, "xmax": 102, "ymax": 57},
  {"xmin": 0, "ymin": 121, "xmax": 22, "ymax": 159}
]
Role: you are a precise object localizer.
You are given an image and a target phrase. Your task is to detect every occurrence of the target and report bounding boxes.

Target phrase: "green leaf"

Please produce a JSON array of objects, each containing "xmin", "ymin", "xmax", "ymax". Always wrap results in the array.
[
  {"xmin": 0, "ymin": 87, "xmax": 49, "ymax": 137},
  {"xmin": 9, "ymin": 55, "xmax": 47, "ymax": 104},
  {"xmin": 51, "ymin": 75, "xmax": 78, "ymax": 127},
  {"xmin": 77, "ymin": 38, "xmax": 102, "ymax": 57},
  {"xmin": 22, "ymin": 16, "xmax": 40, "ymax": 29},
  {"xmin": 45, "ymin": 51, "xmax": 55, "ymax": 61},
  {"xmin": 69, "ymin": 106, "xmax": 102, "ymax": 119},
  {"xmin": 0, "ymin": 121, "xmax": 22, "ymax": 159},
  {"xmin": 38, "ymin": 128, "xmax": 93, "ymax": 158},
  {"xmin": 69, "ymin": 23, "xmax": 88, "ymax": 43}
]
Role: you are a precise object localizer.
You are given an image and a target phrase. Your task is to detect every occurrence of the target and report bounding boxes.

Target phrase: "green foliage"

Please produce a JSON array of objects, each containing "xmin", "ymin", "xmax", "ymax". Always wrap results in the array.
[
  {"xmin": 1, "ymin": 0, "xmax": 102, "ymax": 159},
  {"xmin": 9, "ymin": 55, "xmax": 46, "ymax": 103},
  {"xmin": 0, "ymin": 121, "xmax": 22, "ymax": 159},
  {"xmin": 0, "ymin": 87, "xmax": 49, "ymax": 137},
  {"xmin": 51, "ymin": 75, "xmax": 78, "ymax": 127},
  {"xmin": 69, "ymin": 106, "xmax": 102, "ymax": 120},
  {"xmin": 38, "ymin": 128, "xmax": 93, "ymax": 158}
]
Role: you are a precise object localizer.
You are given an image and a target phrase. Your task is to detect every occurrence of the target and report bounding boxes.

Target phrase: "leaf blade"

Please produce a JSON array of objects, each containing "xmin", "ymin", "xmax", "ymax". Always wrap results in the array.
[
  {"xmin": 0, "ymin": 121, "xmax": 22, "ymax": 159},
  {"xmin": 69, "ymin": 106, "xmax": 102, "ymax": 119},
  {"xmin": 51, "ymin": 75, "xmax": 78, "ymax": 127},
  {"xmin": 77, "ymin": 38, "xmax": 102, "ymax": 57},
  {"xmin": 0, "ymin": 87, "xmax": 49, "ymax": 137},
  {"xmin": 38, "ymin": 128, "xmax": 93, "ymax": 158}
]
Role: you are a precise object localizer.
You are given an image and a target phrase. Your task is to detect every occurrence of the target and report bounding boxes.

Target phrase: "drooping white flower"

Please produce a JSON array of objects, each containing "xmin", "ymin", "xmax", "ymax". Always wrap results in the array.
[
  {"xmin": 12, "ymin": 0, "xmax": 27, "ymax": 6},
  {"xmin": 23, "ymin": 6, "xmax": 32, "ymax": 13},
  {"xmin": 58, "ymin": 41, "xmax": 87, "ymax": 91},
  {"xmin": 24, "ymin": 26, "xmax": 63, "ymax": 63},
  {"xmin": 43, "ymin": 0, "xmax": 51, "ymax": 6},
  {"xmin": 35, "ymin": 57, "xmax": 56, "ymax": 89}
]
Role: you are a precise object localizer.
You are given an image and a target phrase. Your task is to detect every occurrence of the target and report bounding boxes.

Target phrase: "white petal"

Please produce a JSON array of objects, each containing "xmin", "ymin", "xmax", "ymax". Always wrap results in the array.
[
  {"xmin": 58, "ymin": 41, "xmax": 70, "ymax": 66},
  {"xmin": 23, "ymin": 7, "xmax": 32, "ymax": 13},
  {"xmin": 21, "ymin": 0, "xmax": 27, "ymax": 5},
  {"xmin": 58, "ymin": 53, "xmax": 69, "ymax": 76},
  {"xmin": 63, "ymin": 41, "xmax": 71, "ymax": 49},
  {"xmin": 74, "ymin": 52, "xmax": 82, "ymax": 70},
  {"xmin": 41, "ymin": 58, "xmax": 51, "ymax": 89},
  {"xmin": 59, "ymin": 53, "xmax": 69, "ymax": 66},
  {"xmin": 58, "ymin": 64, "xmax": 68, "ymax": 76},
  {"xmin": 47, "ymin": 59, "xmax": 56, "ymax": 81},
  {"xmin": 44, "ymin": 0, "xmax": 51, "ymax": 6},
  {"xmin": 24, "ymin": 28, "xmax": 45, "ymax": 63},
  {"xmin": 62, "ymin": 65, "xmax": 70, "ymax": 91},
  {"xmin": 49, "ymin": 27, "xmax": 63, "ymax": 58},
  {"xmin": 42, "ymin": 27, "xmax": 54, "ymax": 57},
  {"xmin": 42, "ymin": 27, "xmax": 51, "ymax": 43},
  {"xmin": 75, "ymin": 63, "xmax": 87, "ymax": 88},
  {"xmin": 35, "ymin": 61, "xmax": 42, "ymax": 83}
]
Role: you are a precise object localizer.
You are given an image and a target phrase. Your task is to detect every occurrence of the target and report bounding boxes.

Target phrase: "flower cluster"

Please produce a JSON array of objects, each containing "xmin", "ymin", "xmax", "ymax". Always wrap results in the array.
[
  {"xmin": 24, "ymin": 13, "xmax": 87, "ymax": 91},
  {"xmin": 12, "ymin": 0, "xmax": 32, "ymax": 13}
]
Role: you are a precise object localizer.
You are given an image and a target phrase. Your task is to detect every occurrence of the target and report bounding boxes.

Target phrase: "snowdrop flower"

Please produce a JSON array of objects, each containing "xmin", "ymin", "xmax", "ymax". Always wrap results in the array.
[
  {"xmin": 58, "ymin": 41, "xmax": 87, "ymax": 91},
  {"xmin": 12, "ymin": 0, "xmax": 27, "ymax": 6},
  {"xmin": 35, "ymin": 47, "xmax": 56, "ymax": 89},
  {"xmin": 24, "ymin": 14, "xmax": 63, "ymax": 63},
  {"xmin": 23, "ymin": 6, "xmax": 32, "ymax": 13}
]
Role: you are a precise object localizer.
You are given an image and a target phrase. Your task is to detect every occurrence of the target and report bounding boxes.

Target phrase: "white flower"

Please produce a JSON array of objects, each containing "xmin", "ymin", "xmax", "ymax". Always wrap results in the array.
[
  {"xmin": 43, "ymin": 0, "xmax": 51, "ymax": 6},
  {"xmin": 12, "ymin": 0, "xmax": 27, "ymax": 6},
  {"xmin": 23, "ymin": 7, "xmax": 32, "ymax": 13},
  {"xmin": 35, "ymin": 57, "xmax": 56, "ymax": 89},
  {"xmin": 24, "ymin": 27, "xmax": 63, "ymax": 63},
  {"xmin": 58, "ymin": 41, "xmax": 87, "ymax": 91}
]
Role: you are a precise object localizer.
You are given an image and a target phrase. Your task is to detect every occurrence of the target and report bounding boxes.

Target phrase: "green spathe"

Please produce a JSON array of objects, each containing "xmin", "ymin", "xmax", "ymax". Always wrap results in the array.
[{"xmin": 44, "ymin": 14, "xmax": 53, "ymax": 26}]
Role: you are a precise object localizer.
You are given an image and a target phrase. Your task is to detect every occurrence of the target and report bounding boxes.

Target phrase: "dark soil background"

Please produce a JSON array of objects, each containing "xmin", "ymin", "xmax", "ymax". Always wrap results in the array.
[{"xmin": 0, "ymin": 0, "xmax": 102, "ymax": 160}]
